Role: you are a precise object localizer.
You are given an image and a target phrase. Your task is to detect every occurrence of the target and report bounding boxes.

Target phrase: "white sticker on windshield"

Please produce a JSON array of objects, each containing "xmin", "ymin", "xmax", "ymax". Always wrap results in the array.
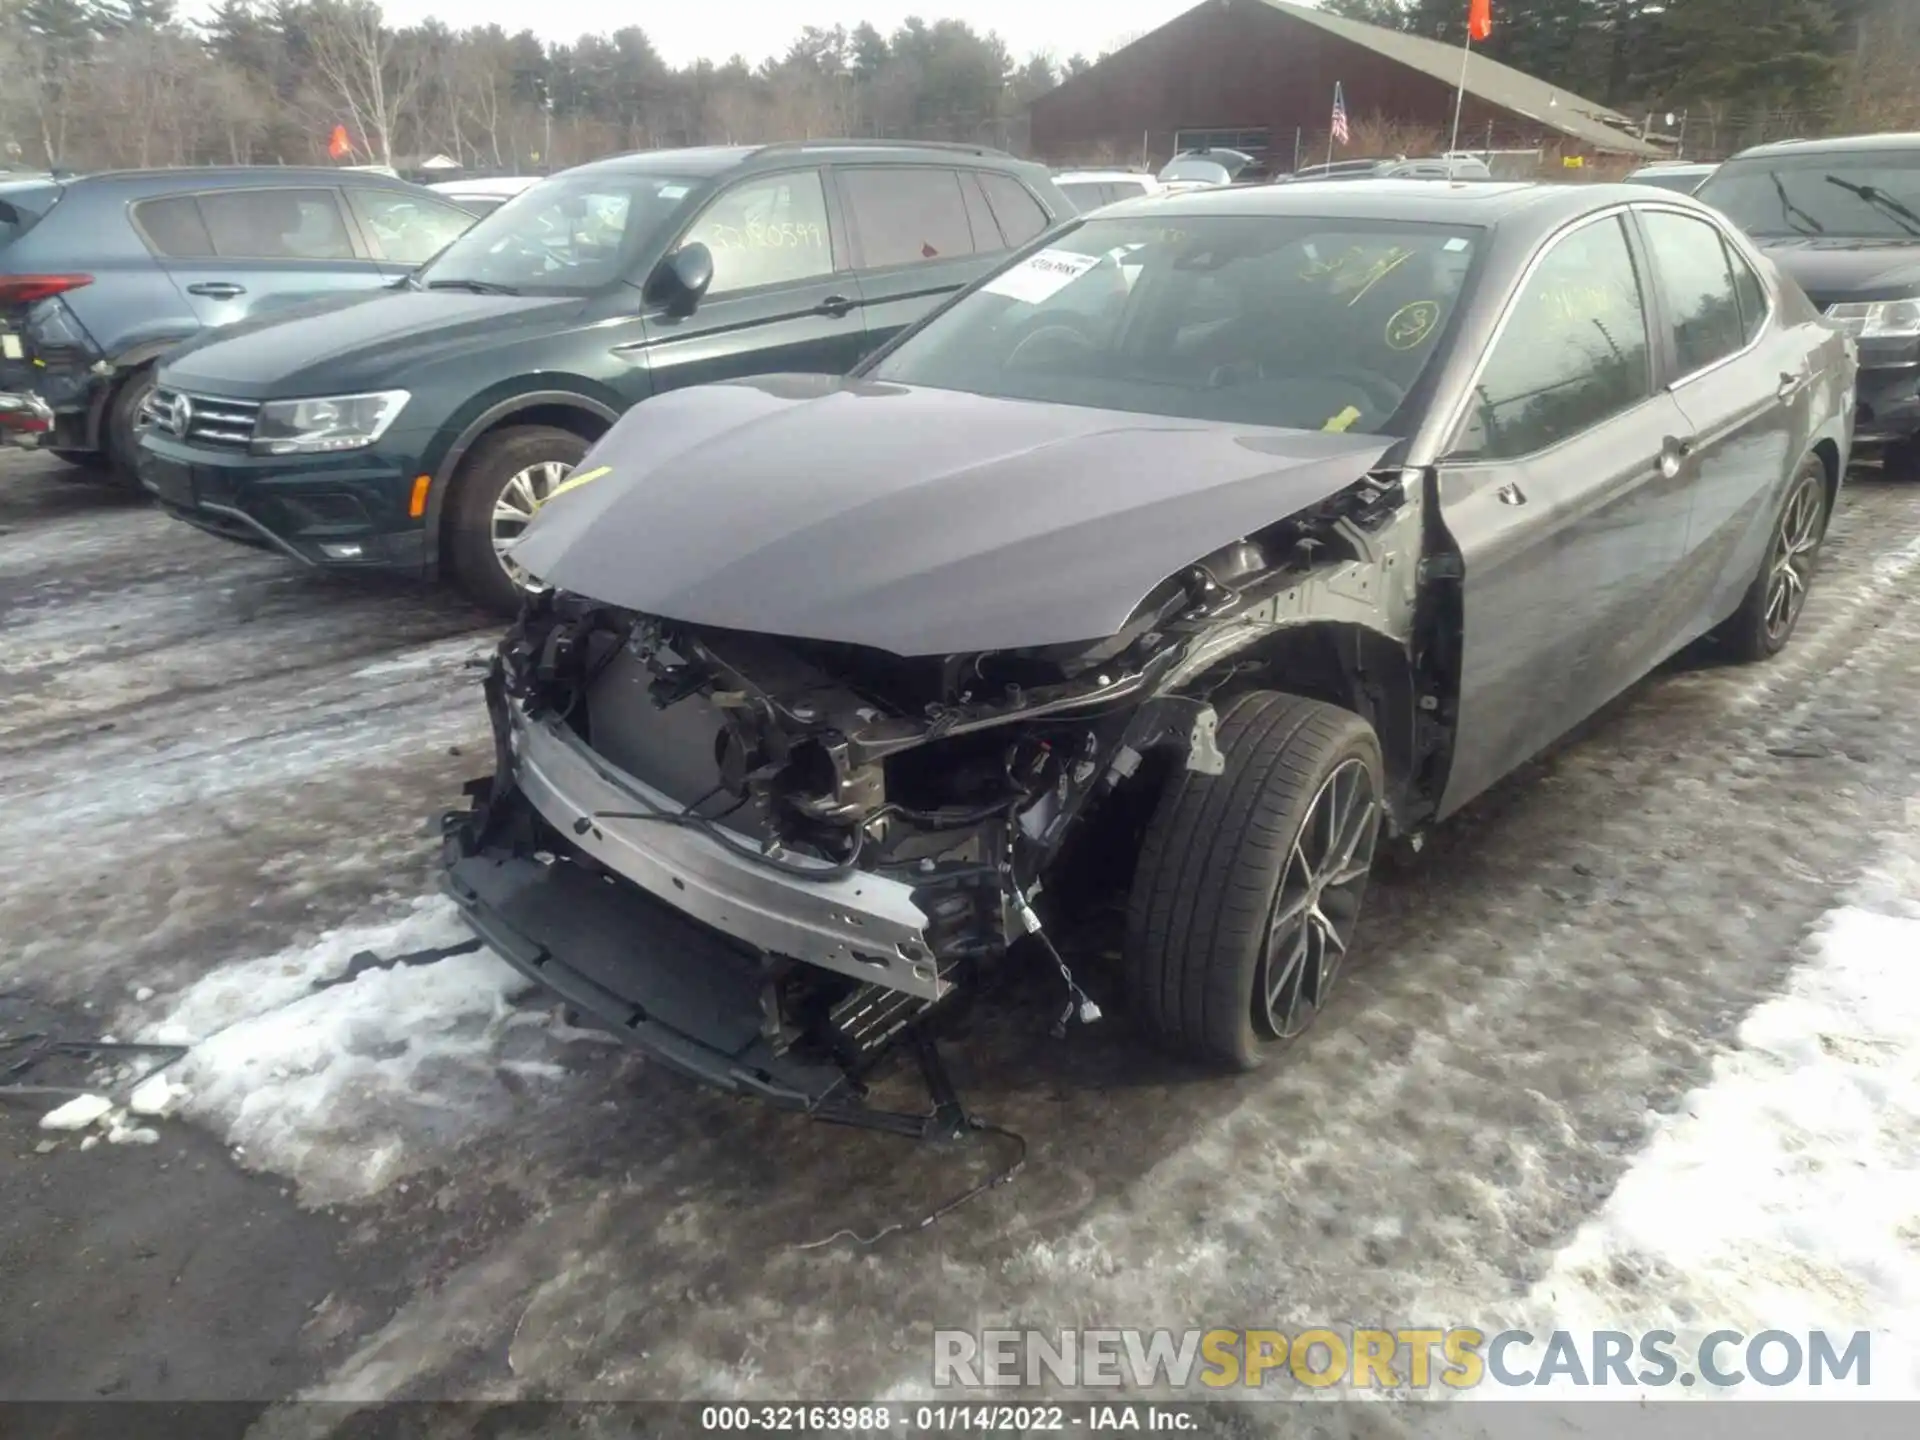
[
  {"xmin": 1444, "ymin": 236, "xmax": 1470, "ymax": 252},
  {"xmin": 657, "ymin": 184, "xmax": 690, "ymax": 199},
  {"xmin": 983, "ymin": 248, "xmax": 1102, "ymax": 304},
  {"xmin": 0, "ymin": 334, "xmax": 20, "ymax": 360}
]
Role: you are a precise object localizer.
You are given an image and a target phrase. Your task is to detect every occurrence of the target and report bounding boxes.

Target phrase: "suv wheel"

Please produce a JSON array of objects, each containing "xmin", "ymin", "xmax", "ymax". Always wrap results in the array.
[
  {"xmin": 1123, "ymin": 691, "xmax": 1385, "ymax": 1070},
  {"xmin": 445, "ymin": 424, "xmax": 589, "ymax": 615}
]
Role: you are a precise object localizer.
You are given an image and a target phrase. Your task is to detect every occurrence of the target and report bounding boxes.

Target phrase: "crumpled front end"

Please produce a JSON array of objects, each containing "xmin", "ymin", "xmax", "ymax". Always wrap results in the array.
[
  {"xmin": 440, "ymin": 585, "xmax": 1229, "ymax": 1119},
  {"xmin": 441, "ymin": 461, "xmax": 1424, "ymax": 1120}
]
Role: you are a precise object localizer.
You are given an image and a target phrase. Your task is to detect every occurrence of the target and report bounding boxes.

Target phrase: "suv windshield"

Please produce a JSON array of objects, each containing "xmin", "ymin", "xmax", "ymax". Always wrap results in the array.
[
  {"xmin": 417, "ymin": 172, "xmax": 702, "ymax": 293},
  {"xmin": 1697, "ymin": 151, "xmax": 1920, "ymax": 239},
  {"xmin": 865, "ymin": 214, "xmax": 1481, "ymax": 434}
]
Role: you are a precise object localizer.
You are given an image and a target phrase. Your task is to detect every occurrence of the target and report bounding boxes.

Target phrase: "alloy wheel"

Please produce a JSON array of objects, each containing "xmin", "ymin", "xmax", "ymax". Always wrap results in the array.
[
  {"xmin": 1256, "ymin": 756, "xmax": 1382, "ymax": 1040},
  {"xmin": 1764, "ymin": 473, "xmax": 1824, "ymax": 647},
  {"xmin": 490, "ymin": 459, "xmax": 572, "ymax": 584}
]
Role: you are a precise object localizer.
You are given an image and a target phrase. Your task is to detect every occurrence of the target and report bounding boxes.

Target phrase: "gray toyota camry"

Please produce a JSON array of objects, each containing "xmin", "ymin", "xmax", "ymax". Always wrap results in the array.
[{"xmin": 442, "ymin": 180, "xmax": 1855, "ymax": 1131}]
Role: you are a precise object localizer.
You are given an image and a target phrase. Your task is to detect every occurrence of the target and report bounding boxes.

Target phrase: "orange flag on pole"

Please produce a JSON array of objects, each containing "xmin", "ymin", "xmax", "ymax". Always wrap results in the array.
[
  {"xmin": 1469, "ymin": 0, "xmax": 1493, "ymax": 42},
  {"xmin": 327, "ymin": 125, "xmax": 351, "ymax": 160}
]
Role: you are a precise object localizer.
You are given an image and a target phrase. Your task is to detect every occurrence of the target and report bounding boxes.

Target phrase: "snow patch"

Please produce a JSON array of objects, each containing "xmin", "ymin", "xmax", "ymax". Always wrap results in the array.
[
  {"xmin": 39, "ymin": 1093, "xmax": 113, "ymax": 1131},
  {"xmin": 1475, "ymin": 807, "xmax": 1920, "ymax": 1399},
  {"xmin": 141, "ymin": 897, "xmax": 565, "ymax": 1205}
]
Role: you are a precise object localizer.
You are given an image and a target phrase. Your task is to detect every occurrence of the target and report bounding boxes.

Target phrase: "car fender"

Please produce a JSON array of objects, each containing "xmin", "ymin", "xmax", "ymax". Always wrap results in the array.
[
  {"xmin": 422, "ymin": 386, "xmax": 625, "ymax": 569},
  {"xmin": 78, "ymin": 329, "xmax": 199, "ymax": 446}
]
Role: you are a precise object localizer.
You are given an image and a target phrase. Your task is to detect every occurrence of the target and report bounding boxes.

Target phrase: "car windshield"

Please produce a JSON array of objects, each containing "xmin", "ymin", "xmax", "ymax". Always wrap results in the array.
[
  {"xmin": 866, "ymin": 214, "xmax": 1481, "ymax": 434},
  {"xmin": 1697, "ymin": 152, "xmax": 1920, "ymax": 239},
  {"xmin": 417, "ymin": 172, "xmax": 701, "ymax": 293}
]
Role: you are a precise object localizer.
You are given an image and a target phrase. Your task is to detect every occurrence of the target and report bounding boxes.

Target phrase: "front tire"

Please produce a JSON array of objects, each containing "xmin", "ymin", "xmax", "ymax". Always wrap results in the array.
[
  {"xmin": 444, "ymin": 425, "xmax": 589, "ymax": 615},
  {"xmin": 1124, "ymin": 691, "xmax": 1385, "ymax": 1070},
  {"xmin": 1716, "ymin": 455, "xmax": 1829, "ymax": 663}
]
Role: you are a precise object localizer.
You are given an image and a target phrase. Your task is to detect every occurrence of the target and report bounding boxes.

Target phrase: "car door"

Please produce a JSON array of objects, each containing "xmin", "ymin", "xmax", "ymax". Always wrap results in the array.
[
  {"xmin": 634, "ymin": 166, "xmax": 866, "ymax": 397},
  {"xmin": 1633, "ymin": 205, "xmax": 1808, "ymax": 641},
  {"xmin": 837, "ymin": 165, "xmax": 1000, "ymax": 351},
  {"xmin": 343, "ymin": 186, "xmax": 479, "ymax": 277},
  {"xmin": 132, "ymin": 187, "xmax": 387, "ymax": 328},
  {"xmin": 1436, "ymin": 211, "xmax": 1701, "ymax": 818}
]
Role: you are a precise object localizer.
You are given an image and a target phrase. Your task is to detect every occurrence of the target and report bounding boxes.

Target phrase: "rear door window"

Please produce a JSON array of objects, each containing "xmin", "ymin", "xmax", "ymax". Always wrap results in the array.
[
  {"xmin": 346, "ymin": 189, "xmax": 476, "ymax": 265},
  {"xmin": 843, "ymin": 167, "xmax": 976, "ymax": 269},
  {"xmin": 196, "ymin": 189, "xmax": 357, "ymax": 261},
  {"xmin": 979, "ymin": 172, "xmax": 1051, "ymax": 244},
  {"xmin": 133, "ymin": 195, "xmax": 218, "ymax": 257},
  {"xmin": 1640, "ymin": 209, "xmax": 1748, "ymax": 376}
]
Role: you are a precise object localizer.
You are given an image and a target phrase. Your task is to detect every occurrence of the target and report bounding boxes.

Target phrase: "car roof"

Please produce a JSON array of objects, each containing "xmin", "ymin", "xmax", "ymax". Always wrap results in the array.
[
  {"xmin": 1729, "ymin": 132, "xmax": 1920, "ymax": 161},
  {"xmin": 64, "ymin": 165, "xmax": 423, "ymax": 192},
  {"xmin": 564, "ymin": 139, "xmax": 1041, "ymax": 182},
  {"xmin": 428, "ymin": 176, "xmax": 543, "ymax": 194},
  {"xmin": 1107, "ymin": 178, "xmax": 1622, "ymax": 229},
  {"xmin": 1055, "ymin": 170, "xmax": 1157, "ymax": 183}
]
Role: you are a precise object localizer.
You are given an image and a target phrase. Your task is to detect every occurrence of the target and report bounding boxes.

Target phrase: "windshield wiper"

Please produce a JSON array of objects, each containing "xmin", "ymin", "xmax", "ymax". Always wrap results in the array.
[
  {"xmin": 1824, "ymin": 175, "xmax": 1920, "ymax": 237},
  {"xmin": 425, "ymin": 278, "xmax": 521, "ymax": 295},
  {"xmin": 1770, "ymin": 172, "xmax": 1825, "ymax": 235}
]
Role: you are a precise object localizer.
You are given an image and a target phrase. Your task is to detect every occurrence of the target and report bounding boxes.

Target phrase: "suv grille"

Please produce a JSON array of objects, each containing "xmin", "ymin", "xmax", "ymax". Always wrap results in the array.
[{"xmin": 142, "ymin": 387, "xmax": 260, "ymax": 450}]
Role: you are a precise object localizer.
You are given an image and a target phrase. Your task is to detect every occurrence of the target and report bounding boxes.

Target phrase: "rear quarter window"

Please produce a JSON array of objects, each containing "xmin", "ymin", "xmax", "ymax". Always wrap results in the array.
[{"xmin": 978, "ymin": 172, "xmax": 1050, "ymax": 244}]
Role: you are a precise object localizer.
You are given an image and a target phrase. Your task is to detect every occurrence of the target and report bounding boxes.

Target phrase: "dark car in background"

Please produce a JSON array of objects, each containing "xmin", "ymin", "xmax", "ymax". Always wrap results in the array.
[
  {"xmin": 0, "ymin": 167, "xmax": 476, "ymax": 481},
  {"xmin": 137, "ymin": 141, "xmax": 1072, "ymax": 611},
  {"xmin": 1696, "ymin": 134, "xmax": 1920, "ymax": 477},
  {"xmin": 441, "ymin": 182, "xmax": 1852, "ymax": 1121}
]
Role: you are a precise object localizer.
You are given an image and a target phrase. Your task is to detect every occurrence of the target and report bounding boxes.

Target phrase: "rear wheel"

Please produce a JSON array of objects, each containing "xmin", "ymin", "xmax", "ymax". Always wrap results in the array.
[
  {"xmin": 444, "ymin": 424, "xmax": 589, "ymax": 615},
  {"xmin": 1123, "ymin": 691, "xmax": 1385, "ymax": 1070},
  {"xmin": 1715, "ymin": 455, "xmax": 1829, "ymax": 664},
  {"xmin": 102, "ymin": 366, "xmax": 156, "ymax": 489}
]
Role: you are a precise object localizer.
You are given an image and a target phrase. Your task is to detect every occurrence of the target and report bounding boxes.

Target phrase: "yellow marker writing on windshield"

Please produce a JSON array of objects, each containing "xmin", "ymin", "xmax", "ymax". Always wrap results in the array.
[
  {"xmin": 538, "ymin": 464, "xmax": 611, "ymax": 510},
  {"xmin": 1323, "ymin": 406, "xmax": 1363, "ymax": 434}
]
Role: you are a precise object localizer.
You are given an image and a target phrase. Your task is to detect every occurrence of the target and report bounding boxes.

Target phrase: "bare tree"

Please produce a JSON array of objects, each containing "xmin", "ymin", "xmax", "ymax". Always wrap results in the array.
[{"xmin": 305, "ymin": 0, "xmax": 419, "ymax": 167}]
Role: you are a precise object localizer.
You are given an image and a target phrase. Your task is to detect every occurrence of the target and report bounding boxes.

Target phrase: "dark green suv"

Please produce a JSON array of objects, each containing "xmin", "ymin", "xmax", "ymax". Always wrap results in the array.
[{"xmin": 136, "ymin": 141, "xmax": 1070, "ymax": 610}]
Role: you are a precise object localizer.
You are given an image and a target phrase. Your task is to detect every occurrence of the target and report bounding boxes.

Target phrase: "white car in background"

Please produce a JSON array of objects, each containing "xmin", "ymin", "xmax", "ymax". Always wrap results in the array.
[
  {"xmin": 427, "ymin": 176, "xmax": 545, "ymax": 217},
  {"xmin": 1053, "ymin": 170, "xmax": 1165, "ymax": 213}
]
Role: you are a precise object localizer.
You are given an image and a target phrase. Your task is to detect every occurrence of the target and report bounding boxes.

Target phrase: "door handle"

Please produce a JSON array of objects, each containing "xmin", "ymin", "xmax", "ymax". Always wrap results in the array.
[
  {"xmin": 186, "ymin": 282, "xmax": 246, "ymax": 299},
  {"xmin": 1776, "ymin": 370, "xmax": 1807, "ymax": 403},
  {"xmin": 813, "ymin": 294, "xmax": 854, "ymax": 319},
  {"xmin": 1659, "ymin": 435, "xmax": 1694, "ymax": 480},
  {"xmin": 1496, "ymin": 481, "xmax": 1527, "ymax": 507}
]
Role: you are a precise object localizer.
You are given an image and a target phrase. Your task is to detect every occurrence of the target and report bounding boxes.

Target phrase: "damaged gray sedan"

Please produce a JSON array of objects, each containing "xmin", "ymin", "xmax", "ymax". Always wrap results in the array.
[{"xmin": 442, "ymin": 182, "xmax": 1854, "ymax": 1130}]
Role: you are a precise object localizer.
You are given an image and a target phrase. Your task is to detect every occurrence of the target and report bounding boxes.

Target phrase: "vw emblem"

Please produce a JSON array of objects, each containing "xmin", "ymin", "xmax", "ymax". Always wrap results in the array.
[{"xmin": 169, "ymin": 392, "xmax": 193, "ymax": 436}]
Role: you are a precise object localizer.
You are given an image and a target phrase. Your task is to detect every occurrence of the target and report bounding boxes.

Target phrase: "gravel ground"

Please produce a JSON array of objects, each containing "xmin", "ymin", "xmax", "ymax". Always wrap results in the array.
[{"xmin": 2, "ymin": 446, "xmax": 1917, "ymax": 1416}]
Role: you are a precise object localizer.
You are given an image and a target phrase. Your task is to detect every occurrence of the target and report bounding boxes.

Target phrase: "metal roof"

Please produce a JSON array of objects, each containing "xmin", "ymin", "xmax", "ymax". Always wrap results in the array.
[{"xmin": 1257, "ymin": 1, "xmax": 1661, "ymax": 158}]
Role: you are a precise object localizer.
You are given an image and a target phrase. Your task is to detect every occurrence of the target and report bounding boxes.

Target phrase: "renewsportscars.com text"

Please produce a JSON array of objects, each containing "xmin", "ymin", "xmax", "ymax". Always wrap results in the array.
[{"xmin": 932, "ymin": 1327, "xmax": 1874, "ymax": 1391}]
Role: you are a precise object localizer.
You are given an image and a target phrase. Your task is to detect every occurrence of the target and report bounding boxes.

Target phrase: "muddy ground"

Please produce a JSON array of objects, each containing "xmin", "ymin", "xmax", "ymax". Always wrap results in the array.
[{"xmin": 3, "ymin": 447, "xmax": 1917, "ymax": 1418}]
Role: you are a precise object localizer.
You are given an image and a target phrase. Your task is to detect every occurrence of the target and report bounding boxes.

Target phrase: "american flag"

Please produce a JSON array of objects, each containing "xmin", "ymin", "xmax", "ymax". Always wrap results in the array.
[{"xmin": 1331, "ymin": 83, "xmax": 1351, "ymax": 145}]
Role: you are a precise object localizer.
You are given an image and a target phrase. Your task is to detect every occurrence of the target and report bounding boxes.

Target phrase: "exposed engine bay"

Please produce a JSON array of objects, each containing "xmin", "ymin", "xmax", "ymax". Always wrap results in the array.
[{"xmin": 442, "ymin": 466, "xmax": 1442, "ymax": 1128}]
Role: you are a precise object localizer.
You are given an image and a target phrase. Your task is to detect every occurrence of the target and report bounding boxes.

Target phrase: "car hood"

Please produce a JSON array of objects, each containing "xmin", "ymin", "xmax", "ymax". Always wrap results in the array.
[
  {"xmin": 1750, "ymin": 236, "xmax": 1920, "ymax": 307},
  {"xmin": 158, "ymin": 289, "xmax": 587, "ymax": 398},
  {"xmin": 512, "ymin": 376, "xmax": 1396, "ymax": 658}
]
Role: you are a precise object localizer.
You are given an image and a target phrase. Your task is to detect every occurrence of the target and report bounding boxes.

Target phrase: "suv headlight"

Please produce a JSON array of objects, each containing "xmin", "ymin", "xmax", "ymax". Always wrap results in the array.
[
  {"xmin": 1826, "ymin": 299, "xmax": 1920, "ymax": 340},
  {"xmin": 251, "ymin": 390, "xmax": 409, "ymax": 455}
]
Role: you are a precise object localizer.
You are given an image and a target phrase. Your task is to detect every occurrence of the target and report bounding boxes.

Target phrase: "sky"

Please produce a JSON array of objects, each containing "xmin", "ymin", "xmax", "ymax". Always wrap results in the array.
[{"xmin": 367, "ymin": 0, "xmax": 1199, "ymax": 67}]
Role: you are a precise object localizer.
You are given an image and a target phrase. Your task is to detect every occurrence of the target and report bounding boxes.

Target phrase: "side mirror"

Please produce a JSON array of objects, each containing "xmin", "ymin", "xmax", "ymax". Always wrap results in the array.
[{"xmin": 646, "ymin": 242, "xmax": 714, "ymax": 317}]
